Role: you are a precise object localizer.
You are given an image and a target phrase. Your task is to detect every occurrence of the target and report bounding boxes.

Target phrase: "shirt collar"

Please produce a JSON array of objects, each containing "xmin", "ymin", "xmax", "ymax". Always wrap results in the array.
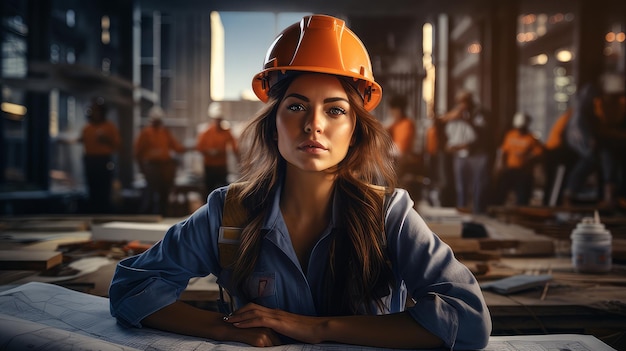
[{"xmin": 260, "ymin": 181, "xmax": 339, "ymax": 235}]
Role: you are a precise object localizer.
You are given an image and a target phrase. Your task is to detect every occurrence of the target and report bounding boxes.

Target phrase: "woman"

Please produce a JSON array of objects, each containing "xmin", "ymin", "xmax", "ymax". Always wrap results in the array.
[{"xmin": 109, "ymin": 14, "xmax": 491, "ymax": 349}]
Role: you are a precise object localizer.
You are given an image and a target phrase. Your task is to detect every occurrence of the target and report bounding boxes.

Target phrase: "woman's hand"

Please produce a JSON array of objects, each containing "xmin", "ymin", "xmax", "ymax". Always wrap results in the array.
[
  {"xmin": 220, "ymin": 324, "xmax": 282, "ymax": 347},
  {"xmin": 223, "ymin": 303, "xmax": 327, "ymax": 344},
  {"xmin": 223, "ymin": 303, "xmax": 444, "ymax": 349},
  {"xmin": 141, "ymin": 301, "xmax": 282, "ymax": 347}
]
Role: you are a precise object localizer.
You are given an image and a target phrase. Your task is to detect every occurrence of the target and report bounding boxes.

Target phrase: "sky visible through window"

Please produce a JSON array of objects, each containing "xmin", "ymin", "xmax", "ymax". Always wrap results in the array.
[{"xmin": 220, "ymin": 12, "xmax": 311, "ymax": 100}]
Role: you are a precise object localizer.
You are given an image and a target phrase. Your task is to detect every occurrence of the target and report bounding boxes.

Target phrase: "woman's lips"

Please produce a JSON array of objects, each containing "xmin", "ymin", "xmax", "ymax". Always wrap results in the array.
[{"xmin": 298, "ymin": 140, "xmax": 327, "ymax": 153}]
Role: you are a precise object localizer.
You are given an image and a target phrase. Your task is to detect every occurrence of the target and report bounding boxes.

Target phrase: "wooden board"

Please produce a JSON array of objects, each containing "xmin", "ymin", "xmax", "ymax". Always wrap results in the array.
[
  {"xmin": 1, "ymin": 220, "xmax": 89, "ymax": 232},
  {"xmin": 427, "ymin": 221, "xmax": 463, "ymax": 237},
  {"xmin": 90, "ymin": 221, "xmax": 171, "ymax": 242},
  {"xmin": 0, "ymin": 250, "xmax": 63, "ymax": 270},
  {"xmin": 439, "ymin": 237, "xmax": 481, "ymax": 252}
]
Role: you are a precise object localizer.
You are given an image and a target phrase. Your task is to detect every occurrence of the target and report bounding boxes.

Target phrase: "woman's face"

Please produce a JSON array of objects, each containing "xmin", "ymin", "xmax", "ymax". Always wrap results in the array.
[{"xmin": 275, "ymin": 73, "xmax": 355, "ymax": 173}]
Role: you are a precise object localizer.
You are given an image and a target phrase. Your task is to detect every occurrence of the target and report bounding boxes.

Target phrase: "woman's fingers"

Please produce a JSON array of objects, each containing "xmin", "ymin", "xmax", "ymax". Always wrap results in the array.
[
  {"xmin": 226, "ymin": 303, "xmax": 282, "ymax": 327},
  {"xmin": 237, "ymin": 328, "xmax": 282, "ymax": 347},
  {"xmin": 223, "ymin": 303, "xmax": 324, "ymax": 344}
]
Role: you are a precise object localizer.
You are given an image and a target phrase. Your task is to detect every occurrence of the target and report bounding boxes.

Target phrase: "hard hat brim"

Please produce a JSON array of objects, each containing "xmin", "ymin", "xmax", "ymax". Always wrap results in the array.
[{"xmin": 252, "ymin": 67, "xmax": 382, "ymax": 111}]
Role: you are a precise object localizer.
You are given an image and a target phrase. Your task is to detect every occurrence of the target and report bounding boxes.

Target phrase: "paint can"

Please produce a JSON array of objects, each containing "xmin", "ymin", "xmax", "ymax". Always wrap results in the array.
[{"xmin": 570, "ymin": 211, "xmax": 612, "ymax": 273}]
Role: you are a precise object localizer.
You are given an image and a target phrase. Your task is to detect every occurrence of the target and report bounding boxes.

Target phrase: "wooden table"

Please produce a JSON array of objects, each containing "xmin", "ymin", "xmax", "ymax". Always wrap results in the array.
[
  {"xmin": 477, "ymin": 257, "xmax": 626, "ymax": 350},
  {"xmin": 2, "ymin": 213, "xmax": 625, "ymax": 350},
  {"xmin": 435, "ymin": 212, "xmax": 626, "ymax": 351}
]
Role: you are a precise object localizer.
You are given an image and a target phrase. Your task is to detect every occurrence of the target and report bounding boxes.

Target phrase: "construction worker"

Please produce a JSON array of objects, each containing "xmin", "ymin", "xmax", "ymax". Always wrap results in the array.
[
  {"xmin": 134, "ymin": 106, "xmax": 186, "ymax": 216},
  {"xmin": 494, "ymin": 112, "xmax": 544, "ymax": 206},
  {"xmin": 79, "ymin": 97, "xmax": 121, "ymax": 213},
  {"xmin": 195, "ymin": 101, "xmax": 239, "ymax": 201},
  {"xmin": 110, "ymin": 14, "xmax": 490, "ymax": 350}
]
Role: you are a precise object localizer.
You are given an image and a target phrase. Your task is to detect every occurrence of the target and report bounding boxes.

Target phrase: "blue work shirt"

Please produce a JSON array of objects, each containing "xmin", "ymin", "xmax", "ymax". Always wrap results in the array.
[{"xmin": 109, "ymin": 184, "xmax": 491, "ymax": 350}]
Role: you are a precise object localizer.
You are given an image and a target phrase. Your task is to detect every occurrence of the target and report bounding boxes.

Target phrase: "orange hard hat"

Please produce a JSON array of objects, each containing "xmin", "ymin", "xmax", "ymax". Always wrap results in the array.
[{"xmin": 252, "ymin": 14, "xmax": 383, "ymax": 111}]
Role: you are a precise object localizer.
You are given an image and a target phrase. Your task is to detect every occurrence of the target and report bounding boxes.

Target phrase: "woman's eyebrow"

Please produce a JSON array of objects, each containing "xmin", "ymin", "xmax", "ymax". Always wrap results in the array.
[
  {"xmin": 284, "ymin": 94, "xmax": 348, "ymax": 105},
  {"xmin": 324, "ymin": 97, "xmax": 349, "ymax": 104},
  {"xmin": 285, "ymin": 93, "xmax": 308, "ymax": 102}
]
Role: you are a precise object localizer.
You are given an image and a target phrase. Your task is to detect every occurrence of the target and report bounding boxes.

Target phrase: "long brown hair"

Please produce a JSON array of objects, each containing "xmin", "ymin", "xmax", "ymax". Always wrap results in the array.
[{"xmin": 231, "ymin": 73, "xmax": 397, "ymax": 315}]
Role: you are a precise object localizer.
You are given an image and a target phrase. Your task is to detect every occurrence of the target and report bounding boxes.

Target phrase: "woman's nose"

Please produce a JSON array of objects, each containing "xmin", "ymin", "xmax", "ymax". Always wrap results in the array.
[{"xmin": 304, "ymin": 109, "xmax": 324, "ymax": 134}]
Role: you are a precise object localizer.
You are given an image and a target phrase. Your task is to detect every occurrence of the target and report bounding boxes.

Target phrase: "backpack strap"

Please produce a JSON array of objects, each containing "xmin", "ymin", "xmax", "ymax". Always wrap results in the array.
[
  {"xmin": 218, "ymin": 182, "xmax": 248, "ymax": 268},
  {"xmin": 216, "ymin": 182, "xmax": 248, "ymax": 315}
]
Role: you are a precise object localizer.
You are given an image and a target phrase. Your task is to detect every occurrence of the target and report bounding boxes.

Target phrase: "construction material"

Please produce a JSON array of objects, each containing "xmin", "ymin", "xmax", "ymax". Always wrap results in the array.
[{"xmin": 0, "ymin": 250, "xmax": 63, "ymax": 270}]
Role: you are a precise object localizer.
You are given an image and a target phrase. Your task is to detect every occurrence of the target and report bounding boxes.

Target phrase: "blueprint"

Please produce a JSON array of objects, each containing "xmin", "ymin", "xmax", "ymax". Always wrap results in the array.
[
  {"xmin": 0, "ymin": 313, "xmax": 141, "ymax": 351},
  {"xmin": 0, "ymin": 282, "xmax": 616, "ymax": 351},
  {"xmin": 484, "ymin": 335, "xmax": 616, "ymax": 351}
]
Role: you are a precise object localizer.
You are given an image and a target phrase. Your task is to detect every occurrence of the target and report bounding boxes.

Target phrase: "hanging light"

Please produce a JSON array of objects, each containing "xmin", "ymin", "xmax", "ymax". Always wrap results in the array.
[{"xmin": 555, "ymin": 49, "xmax": 573, "ymax": 62}]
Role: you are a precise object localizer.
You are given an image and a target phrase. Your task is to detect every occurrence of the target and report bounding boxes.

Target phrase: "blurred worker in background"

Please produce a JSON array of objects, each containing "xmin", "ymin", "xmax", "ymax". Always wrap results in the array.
[
  {"xmin": 135, "ymin": 106, "xmax": 187, "ymax": 216},
  {"xmin": 385, "ymin": 94, "xmax": 416, "ymax": 190},
  {"xmin": 196, "ymin": 101, "xmax": 239, "ymax": 201},
  {"xmin": 80, "ymin": 97, "xmax": 121, "ymax": 213},
  {"xmin": 440, "ymin": 90, "xmax": 491, "ymax": 213},
  {"xmin": 562, "ymin": 78, "xmax": 626, "ymax": 209},
  {"xmin": 494, "ymin": 112, "xmax": 544, "ymax": 206},
  {"xmin": 541, "ymin": 108, "xmax": 576, "ymax": 206}
]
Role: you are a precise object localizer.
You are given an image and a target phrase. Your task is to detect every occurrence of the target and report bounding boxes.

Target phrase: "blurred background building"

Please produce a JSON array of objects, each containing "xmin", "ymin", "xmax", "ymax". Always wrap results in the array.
[{"xmin": 1, "ymin": 0, "xmax": 624, "ymax": 215}]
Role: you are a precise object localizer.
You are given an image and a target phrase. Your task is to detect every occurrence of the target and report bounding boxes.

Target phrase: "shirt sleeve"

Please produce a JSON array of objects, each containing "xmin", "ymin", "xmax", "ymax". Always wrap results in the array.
[
  {"xmin": 385, "ymin": 189, "xmax": 491, "ymax": 350},
  {"xmin": 195, "ymin": 130, "xmax": 207, "ymax": 151},
  {"xmin": 167, "ymin": 129, "xmax": 186, "ymax": 153},
  {"xmin": 134, "ymin": 130, "xmax": 146, "ymax": 160},
  {"xmin": 532, "ymin": 137, "xmax": 544, "ymax": 157},
  {"xmin": 108, "ymin": 187, "xmax": 227, "ymax": 327},
  {"xmin": 500, "ymin": 131, "xmax": 511, "ymax": 153},
  {"xmin": 400, "ymin": 120, "xmax": 416, "ymax": 154},
  {"xmin": 108, "ymin": 123, "xmax": 121, "ymax": 151}
]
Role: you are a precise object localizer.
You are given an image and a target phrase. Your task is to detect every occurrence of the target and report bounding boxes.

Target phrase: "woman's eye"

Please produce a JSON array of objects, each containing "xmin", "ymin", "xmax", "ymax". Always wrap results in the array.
[
  {"xmin": 328, "ymin": 107, "xmax": 346, "ymax": 115},
  {"xmin": 287, "ymin": 104, "xmax": 306, "ymax": 112}
]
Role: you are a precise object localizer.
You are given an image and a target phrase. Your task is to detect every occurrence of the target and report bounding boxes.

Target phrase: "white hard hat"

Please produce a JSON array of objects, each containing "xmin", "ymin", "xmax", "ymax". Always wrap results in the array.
[
  {"xmin": 207, "ymin": 101, "xmax": 223, "ymax": 119},
  {"xmin": 148, "ymin": 105, "xmax": 165, "ymax": 120},
  {"xmin": 602, "ymin": 73, "xmax": 625, "ymax": 95},
  {"xmin": 512, "ymin": 112, "xmax": 529, "ymax": 128}
]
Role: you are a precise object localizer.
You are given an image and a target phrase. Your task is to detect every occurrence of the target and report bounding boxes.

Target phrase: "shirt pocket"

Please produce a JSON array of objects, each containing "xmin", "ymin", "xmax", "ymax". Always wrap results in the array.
[{"xmin": 244, "ymin": 271, "xmax": 278, "ymax": 308}]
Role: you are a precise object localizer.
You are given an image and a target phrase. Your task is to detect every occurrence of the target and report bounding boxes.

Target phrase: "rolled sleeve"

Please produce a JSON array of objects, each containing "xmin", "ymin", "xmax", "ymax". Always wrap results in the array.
[
  {"xmin": 109, "ymin": 187, "xmax": 227, "ymax": 327},
  {"xmin": 386, "ymin": 189, "xmax": 491, "ymax": 349},
  {"xmin": 109, "ymin": 268, "xmax": 181, "ymax": 327}
]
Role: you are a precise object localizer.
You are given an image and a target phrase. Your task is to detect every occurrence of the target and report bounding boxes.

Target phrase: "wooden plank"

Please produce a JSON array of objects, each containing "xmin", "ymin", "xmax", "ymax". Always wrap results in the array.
[
  {"xmin": 487, "ymin": 206, "xmax": 626, "ymax": 240},
  {"xmin": 0, "ymin": 250, "xmax": 63, "ymax": 270},
  {"xmin": 90, "ymin": 221, "xmax": 170, "ymax": 242},
  {"xmin": 0, "ymin": 214, "xmax": 163, "ymax": 226},
  {"xmin": 2, "ymin": 220, "xmax": 89, "ymax": 232},
  {"xmin": 421, "ymin": 206, "xmax": 466, "ymax": 238},
  {"xmin": 427, "ymin": 221, "xmax": 463, "ymax": 237},
  {"xmin": 511, "ymin": 239, "xmax": 555, "ymax": 257},
  {"xmin": 439, "ymin": 237, "xmax": 481, "ymax": 252},
  {"xmin": 455, "ymin": 250, "xmax": 501, "ymax": 261}
]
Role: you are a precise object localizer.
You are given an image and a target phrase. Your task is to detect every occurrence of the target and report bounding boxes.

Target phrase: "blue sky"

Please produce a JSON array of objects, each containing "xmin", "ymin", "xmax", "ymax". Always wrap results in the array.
[{"xmin": 220, "ymin": 12, "xmax": 311, "ymax": 100}]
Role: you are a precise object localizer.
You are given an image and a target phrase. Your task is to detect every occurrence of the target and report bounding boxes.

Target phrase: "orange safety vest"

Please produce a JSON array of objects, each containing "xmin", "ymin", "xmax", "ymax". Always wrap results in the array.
[
  {"xmin": 81, "ymin": 121, "xmax": 121, "ymax": 156},
  {"xmin": 500, "ymin": 129, "xmax": 543, "ymax": 169}
]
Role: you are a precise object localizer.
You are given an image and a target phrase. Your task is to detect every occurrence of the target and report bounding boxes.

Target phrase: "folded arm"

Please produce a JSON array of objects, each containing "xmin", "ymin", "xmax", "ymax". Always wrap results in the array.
[
  {"xmin": 143, "ymin": 301, "xmax": 282, "ymax": 347},
  {"xmin": 224, "ymin": 303, "xmax": 443, "ymax": 349}
]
